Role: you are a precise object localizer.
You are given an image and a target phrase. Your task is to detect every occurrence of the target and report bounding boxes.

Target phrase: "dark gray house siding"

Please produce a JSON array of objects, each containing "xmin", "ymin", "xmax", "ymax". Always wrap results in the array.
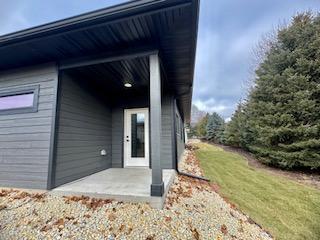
[
  {"xmin": 161, "ymin": 95, "xmax": 175, "ymax": 169},
  {"xmin": 53, "ymin": 73, "xmax": 112, "ymax": 187},
  {"xmin": 111, "ymin": 95, "xmax": 175, "ymax": 169},
  {"xmin": 111, "ymin": 107, "xmax": 123, "ymax": 168},
  {"xmin": 0, "ymin": 64, "xmax": 184, "ymax": 190},
  {"xmin": 0, "ymin": 0, "xmax": 198, "ymax": 193},
  {"xmin": 0, "ymin": 63, "xmax": 58, "ymax": 189},
  {"xmin": 175, "ymin": 101, "xmax": 185, "ymax": 162}
]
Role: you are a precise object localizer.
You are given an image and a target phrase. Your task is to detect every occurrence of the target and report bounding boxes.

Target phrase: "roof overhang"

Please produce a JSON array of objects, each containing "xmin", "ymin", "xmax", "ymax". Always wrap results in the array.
[{"xmin": 0, "ymin": 0, "xmax": 199, "ymax": 123}]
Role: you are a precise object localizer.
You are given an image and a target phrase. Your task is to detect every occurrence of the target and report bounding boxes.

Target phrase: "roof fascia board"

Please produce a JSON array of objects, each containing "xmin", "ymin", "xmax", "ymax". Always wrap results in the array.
[
  {"xmin": 184, "ymin": 0, "xmax": 199, "ymax": 123},
  {"xmin": 0, "ymin": 0, "xmax": 191, "ymax": 48}
]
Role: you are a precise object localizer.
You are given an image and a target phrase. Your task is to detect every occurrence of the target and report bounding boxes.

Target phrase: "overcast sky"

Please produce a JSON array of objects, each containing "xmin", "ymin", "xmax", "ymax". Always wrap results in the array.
[{"xmin": 1, "ymin": 0, "xmax": 320, "ymax": 119}]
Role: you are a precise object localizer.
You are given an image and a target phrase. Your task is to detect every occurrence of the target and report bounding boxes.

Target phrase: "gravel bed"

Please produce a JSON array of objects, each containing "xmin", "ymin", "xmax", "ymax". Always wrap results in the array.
[{"xmin": 0, "ymin": 148, "xmax": 272, "ymax": 240}]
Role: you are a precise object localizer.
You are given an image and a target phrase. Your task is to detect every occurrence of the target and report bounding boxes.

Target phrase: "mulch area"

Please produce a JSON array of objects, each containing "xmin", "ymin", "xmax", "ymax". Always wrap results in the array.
[{"xmin": 215, "ymin": 143, "xmax": 320, "ymax": 190}]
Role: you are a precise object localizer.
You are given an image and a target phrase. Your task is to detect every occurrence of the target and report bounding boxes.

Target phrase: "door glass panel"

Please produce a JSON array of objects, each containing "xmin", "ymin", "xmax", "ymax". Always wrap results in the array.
[{"xmin": 131, "ymin": 113, "xmax": 145, "ymax": 157}]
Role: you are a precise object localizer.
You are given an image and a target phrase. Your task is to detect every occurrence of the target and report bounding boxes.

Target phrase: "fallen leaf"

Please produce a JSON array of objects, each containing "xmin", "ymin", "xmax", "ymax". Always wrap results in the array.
[
  {"xmin": 40, "ymin": 225, "xmax": 52, "ymax": 232},
  {"xmin": 119, "ymin": 224, "xmax": 125, "ymax": 232},
  {"xmin": 12, "ymin": 191, "xmax": 30, "ymax": 200},
  {"xmin": 0, "ymin": 205, "xmax": 6, "ymax": 211},
  {"xmin": 126, "ymin": 227, "xmax": 133, "ymax": 235},
  {"xmin": 53, "ymin": 218, "xmax": 65, "ymax": 227},
  {"xmin": 65, "ymin": 216, "xmax": 75, "ymax": 221},
  {"xmin": 146, "ymin": 234, "xmax": 155, "ymax": 240},
  {"xmin": 191, "ymin": 227, "xmax": 200, "ymax": 240},
  {"xmin": 221, "ymin": 224, "xmax": 228, "ymax": 235},
  {"xmin": 108, "ymin": 213, "xmax": 116, "ymax": 221}
]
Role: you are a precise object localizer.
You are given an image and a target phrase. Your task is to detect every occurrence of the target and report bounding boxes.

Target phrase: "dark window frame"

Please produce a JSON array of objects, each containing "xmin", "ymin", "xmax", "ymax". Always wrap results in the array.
[{"xmin": 0, "ymin": 85, "xmax": 40, "ymax": 115}]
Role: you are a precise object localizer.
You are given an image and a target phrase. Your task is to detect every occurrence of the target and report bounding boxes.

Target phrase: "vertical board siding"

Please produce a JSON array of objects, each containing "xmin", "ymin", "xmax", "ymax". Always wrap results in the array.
[
  {"xmin": 0, "ymin": 63, "xmax": 58, "ymax": 189},
  {"xmin": 54, "ymin": 74, "xmax": 112, "ymax": 187},
  {"xmin": 111, "ymin": 95, "xmax": 174, "ymax": 169}
]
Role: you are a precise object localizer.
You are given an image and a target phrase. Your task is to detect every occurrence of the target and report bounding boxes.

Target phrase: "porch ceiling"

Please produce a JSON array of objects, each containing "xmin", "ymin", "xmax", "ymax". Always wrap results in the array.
[
  {"xmin": 0, "ymin": 0, "xmax": 199, "ymax": 122},
  {"xmin": 63, "ymin": 56, "xmax": 150, "ymax": 103}
]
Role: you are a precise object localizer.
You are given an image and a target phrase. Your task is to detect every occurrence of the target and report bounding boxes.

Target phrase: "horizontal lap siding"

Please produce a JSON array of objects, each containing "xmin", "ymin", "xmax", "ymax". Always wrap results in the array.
[
  {"xmin": 111, "ymin": 108, "xmax": 123, "ymax": 168},
  {"xmin": 0, "ymin": 63, "xmax": 58, "ymax": 189},
  {"xmin": 175, "ymin": 102, "xmax": 185, "ymax": 162},
  {"xmin": 54, "ymin": 74, "xmax": 112, "ymax": 187},
  {"xmin": 161, "ymin": 95, "xmax": 174, "ymax": 169}
]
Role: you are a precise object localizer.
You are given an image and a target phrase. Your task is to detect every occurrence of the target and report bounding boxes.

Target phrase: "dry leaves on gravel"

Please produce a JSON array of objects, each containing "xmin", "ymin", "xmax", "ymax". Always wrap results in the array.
[
  {"xmin": 108, "ymin": 213, "xmax": 117, "ymax": 221},
  {"xmin": 166, "ymin": 175, "xmax": 212, "ymax": 208},
  {"xmin": 0, "ymin": 189, "xmax": 46, "ymax": 202},
  {"xmin": 190, "ymin": 226, "xmax": 200, "ymax": 240},
  {"xmin": 0, "ymin": 189, "xmax": 18, "ymax": 197},
  {"xmin": 63, "ymin": 195, "xmax": 113, "ymax": 210},
  {"xmin": 0, "ymin": 205, "xmax": 7, "ymax": 211},
  {"xmin": 221, "ymin": 224, "xmax": 228, "ymax": 235}
]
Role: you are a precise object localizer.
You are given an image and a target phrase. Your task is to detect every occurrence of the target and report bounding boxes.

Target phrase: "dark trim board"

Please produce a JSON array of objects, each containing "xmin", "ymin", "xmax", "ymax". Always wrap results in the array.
[
  {"xmin": 59, "ymin": 48, "xmax": 158, "ymax": 70},
  {"xmin": 47, "ymin": 65, "xmax": 60, "ymax": 189},
  {"xmin": 172, "ymin": 98, "xmax": 178, "ymax": 170}
]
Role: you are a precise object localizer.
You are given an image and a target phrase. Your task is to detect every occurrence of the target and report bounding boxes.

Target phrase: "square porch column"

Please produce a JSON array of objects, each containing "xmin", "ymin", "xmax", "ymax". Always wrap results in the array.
[{"xmin": 149, "ymin": 53, "xmax": 164, "ymax": 196}]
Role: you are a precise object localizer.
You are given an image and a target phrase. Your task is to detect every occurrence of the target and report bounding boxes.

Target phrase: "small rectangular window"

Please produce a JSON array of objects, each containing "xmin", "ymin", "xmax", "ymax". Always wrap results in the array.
[{"xmin": 0, "ymin": 85, "xmax": 39, "ymax": 115}]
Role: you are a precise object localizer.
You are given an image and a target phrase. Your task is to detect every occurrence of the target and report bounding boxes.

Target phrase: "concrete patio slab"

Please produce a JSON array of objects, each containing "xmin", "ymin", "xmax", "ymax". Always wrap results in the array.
[{"xmin": 51, "ymin": 168, "xmax": 176, "ymax": 209}]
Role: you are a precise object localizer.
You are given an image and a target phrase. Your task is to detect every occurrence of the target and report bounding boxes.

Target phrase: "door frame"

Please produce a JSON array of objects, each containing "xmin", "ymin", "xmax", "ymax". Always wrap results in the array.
[{"xmin": 123, "ymin": 108, "xmax": 149, "ymax": 167}]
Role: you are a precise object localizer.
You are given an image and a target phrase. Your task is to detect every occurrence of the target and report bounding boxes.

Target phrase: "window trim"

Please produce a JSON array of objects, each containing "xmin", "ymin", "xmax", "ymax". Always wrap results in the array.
[{"xmin": 0, "ymin": 85, "xmax": 40, "ymax": 115}]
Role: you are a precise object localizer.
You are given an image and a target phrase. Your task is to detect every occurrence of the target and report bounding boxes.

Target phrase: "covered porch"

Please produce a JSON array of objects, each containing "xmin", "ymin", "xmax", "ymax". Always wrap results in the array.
[
  {"xmin": 51, "ymin": 168, "xmax": 176, "ymax": 208},
  {"xmin": 54, "ymin": 52, "xmax": 170, "ymax": 198},
  {"xmin": 0, "ymin": 0, "xmax": 198, "ymax": 200}
]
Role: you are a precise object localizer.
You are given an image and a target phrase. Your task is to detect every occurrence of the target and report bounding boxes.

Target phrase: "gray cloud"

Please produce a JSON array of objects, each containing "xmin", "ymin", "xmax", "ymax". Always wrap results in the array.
[
  {"xmin": 193, "ymin": 0, "xmax": 320, "ymax": 119},
  {"xmin": 0, "ymin": 0, "xmax": 319, "ymax": 119}
]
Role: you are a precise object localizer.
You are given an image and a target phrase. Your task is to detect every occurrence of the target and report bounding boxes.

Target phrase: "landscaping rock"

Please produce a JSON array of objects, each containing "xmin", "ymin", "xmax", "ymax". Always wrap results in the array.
[{"xmin": 0, "ymin": 149, "xmax": 272, "ymax": 240}]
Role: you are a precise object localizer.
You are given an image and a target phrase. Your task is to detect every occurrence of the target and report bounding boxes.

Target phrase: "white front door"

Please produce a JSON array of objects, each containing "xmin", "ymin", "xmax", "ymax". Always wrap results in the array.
[{"xmin": 124, "ymin": 108, "xmax": 149, "ymax": 167}]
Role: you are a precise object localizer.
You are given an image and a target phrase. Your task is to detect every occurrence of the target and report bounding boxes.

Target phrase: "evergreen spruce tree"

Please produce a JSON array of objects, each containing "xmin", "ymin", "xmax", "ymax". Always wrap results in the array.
[
  {"xmin": 196, "ymin": 114, "xmax": 209, "ymax": 138},
  {"xmin": 224, "ymin": 103, "xmax": 247, "ymax": 147},
  {"xmin": 206, "ymin": 112, "xmax": 225, "ymax": 142},
  {"xmin": 246, "ymin": 13, "xmax": 320, "ymax": 169}
]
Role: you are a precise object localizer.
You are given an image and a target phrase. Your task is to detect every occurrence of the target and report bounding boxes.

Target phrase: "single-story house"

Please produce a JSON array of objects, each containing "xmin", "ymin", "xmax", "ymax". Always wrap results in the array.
[{"xmin": 0, "ymin": 0, "xmax": 199, "ymax": 201}]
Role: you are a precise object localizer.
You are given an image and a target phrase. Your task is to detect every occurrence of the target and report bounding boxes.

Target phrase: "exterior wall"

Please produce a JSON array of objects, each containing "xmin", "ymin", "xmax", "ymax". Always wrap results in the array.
[
  {"xmin": 161, "ymin": 95, "xmax": 175, "ymax": 169},
  {"xmin": 53, "ymin": 74, "xmax": 112, "ymax": 187},
  {"xmin": 111, "ymin": 94, "xmax": 175, "ymax": 169},
  {"xmin": 111, "ymin": 107, "xmax": 123, "ymax": 168},
  {"xmin": 175, "ymin": 101, "xmax": 185, "ymax": 162},
  {"xmin": 0, "ymin": 63, "xmax": 58, "ymax": 189}
]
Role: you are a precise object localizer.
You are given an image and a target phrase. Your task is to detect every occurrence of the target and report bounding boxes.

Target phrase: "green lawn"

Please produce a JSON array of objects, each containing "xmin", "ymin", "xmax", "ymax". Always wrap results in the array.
[{"xmin": 195, "ymin": 142, "xmax": 320, "ymax": 240}]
